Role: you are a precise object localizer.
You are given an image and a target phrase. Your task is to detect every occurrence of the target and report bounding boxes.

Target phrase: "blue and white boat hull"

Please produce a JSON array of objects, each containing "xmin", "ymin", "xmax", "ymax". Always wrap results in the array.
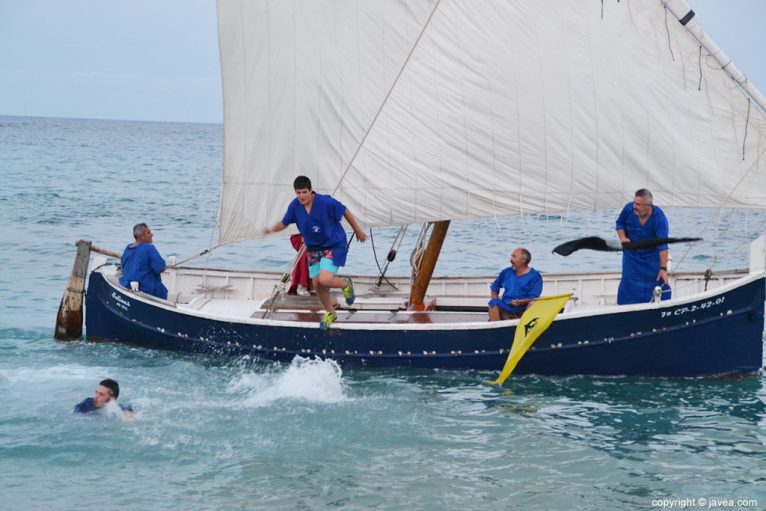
[{"xmin": 85, "ymin": 269, "xmax": 764, "ymax": 376}]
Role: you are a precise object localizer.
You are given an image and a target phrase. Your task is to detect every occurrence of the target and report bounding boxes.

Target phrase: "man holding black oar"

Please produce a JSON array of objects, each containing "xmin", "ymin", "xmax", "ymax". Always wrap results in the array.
[{"xmin": 615, "ymin": 189, "xmax": 671, "ymax": 305}]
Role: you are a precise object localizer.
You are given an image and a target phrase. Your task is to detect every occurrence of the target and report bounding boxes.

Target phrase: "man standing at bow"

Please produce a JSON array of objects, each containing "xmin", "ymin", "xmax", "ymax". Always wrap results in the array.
[{"xmin": 615, "ymin": 188, "xmax": 671, "ymax": 305}]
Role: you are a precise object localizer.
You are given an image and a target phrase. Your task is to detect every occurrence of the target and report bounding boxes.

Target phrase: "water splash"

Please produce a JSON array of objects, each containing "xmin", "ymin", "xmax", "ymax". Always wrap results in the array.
[
  {"xmin": 100, "ymin": 400, "xmax": 130, "ymax": 420},
  {"xmin": 229, "ymin": 356, "xmax": 348, "ymax": 407}
]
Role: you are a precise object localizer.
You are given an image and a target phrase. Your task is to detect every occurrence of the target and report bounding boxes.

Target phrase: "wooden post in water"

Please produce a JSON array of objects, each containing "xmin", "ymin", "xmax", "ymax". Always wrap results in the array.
[
  {"xmin": 54, "ymin": 240, "xmax": 92, "ymax": 341},
  {"xmin": 408, "ymin": 220, "xmax": 450, "ymax": 311}
]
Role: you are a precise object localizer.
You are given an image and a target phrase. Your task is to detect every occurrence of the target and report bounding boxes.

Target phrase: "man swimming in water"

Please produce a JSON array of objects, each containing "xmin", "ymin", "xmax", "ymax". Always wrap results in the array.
[{"xmin": 74, "ymin": 378, "xmax": 134, "ymax": 423}]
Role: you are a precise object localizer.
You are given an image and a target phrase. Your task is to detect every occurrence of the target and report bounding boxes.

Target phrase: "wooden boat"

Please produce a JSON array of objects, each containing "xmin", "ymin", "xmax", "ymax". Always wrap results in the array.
[
  {"xmin": 61, "ymin": 0, "xmax": 766, "ymax": 376},
  {"xmin": 82, "ymin": 245, "xmax": 764, "ymax": 375}
]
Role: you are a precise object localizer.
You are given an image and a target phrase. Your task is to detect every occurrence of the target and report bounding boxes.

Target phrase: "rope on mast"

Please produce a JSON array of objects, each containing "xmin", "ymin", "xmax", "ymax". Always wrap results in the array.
[{"xmin": 410, "ymin": 222, "xmax": 432, "ymax": 284}]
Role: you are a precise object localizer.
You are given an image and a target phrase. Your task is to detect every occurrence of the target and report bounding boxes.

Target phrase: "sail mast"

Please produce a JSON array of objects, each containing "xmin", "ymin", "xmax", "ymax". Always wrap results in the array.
[
  {"xmin": 408, "ymin": 220, "xmax": 450, "ymax": 310},
  {"xmin": 661, "ymin": 0, "xmax": 766, "ymax": 113}
]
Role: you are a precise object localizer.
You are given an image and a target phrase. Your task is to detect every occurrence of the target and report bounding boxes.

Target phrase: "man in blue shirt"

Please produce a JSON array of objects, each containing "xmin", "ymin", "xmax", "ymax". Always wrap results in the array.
[
  {"xmin": 74, "ymin": 378, "xmax": 134, "ymax": 423},
  {"xmin": 488, "ymin": 247, "xmax": 543, "ymax": 321},
  {"xmin": 265, "ymin": 176, "xmax": 367, "ymax": 329},
  {"xmin": 119, "ymin": 223, "xmax": 168, "ymax": 299},
  {"xmin": 615, "ymin": 189, "xmax": 671, "ymax": 305}
]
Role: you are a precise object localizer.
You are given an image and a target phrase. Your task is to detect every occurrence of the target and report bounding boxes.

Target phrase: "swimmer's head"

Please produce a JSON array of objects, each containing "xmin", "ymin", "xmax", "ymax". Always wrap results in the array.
[{"xmin": 94, "ymin": 379, "xmax": 120, "ymax": 408}]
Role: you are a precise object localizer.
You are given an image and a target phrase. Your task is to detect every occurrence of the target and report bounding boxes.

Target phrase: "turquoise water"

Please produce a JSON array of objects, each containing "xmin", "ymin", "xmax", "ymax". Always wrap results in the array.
[{"xmin": 1, "ymin": 116, "xmax": 765, "ymax": 510}]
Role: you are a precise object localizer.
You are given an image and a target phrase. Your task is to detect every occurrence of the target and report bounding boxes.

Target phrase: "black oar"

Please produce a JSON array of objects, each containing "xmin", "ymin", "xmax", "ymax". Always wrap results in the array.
[{"xmin": 553, "ymin": 236, "xmax": 702, "ymax": 256}]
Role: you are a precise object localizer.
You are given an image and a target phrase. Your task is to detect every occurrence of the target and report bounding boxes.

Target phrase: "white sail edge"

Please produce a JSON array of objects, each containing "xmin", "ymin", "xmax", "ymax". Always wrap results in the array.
[{"xmin": 662, "ymin": 0, "xmax": 766, "ymax": 112}]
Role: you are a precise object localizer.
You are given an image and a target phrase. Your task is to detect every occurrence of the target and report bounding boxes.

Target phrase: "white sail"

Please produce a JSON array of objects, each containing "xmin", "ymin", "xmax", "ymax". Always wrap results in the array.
[{"xmin": 217, "ymin": 0, "xmax": 766, "ymax": 244}]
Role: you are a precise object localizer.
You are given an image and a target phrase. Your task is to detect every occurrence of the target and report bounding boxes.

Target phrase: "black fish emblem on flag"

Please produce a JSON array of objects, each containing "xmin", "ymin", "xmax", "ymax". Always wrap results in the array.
[{"xmin": 524, "ymin": 317, "xmax": 539, "ymax": 337}]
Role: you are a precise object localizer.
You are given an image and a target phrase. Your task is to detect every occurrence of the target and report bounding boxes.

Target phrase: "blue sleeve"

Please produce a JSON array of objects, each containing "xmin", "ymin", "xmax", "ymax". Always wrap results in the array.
[
  {"xmin": 74, "ymin": 398, "xmax": 93, "ymax": 413},
  {"xmin": 281, "ymin": 200, "xmax": 296, "ymax": 226},
  {"xmin": 615, "ymin": 204, "xmax": 630, "ymax": 231},
  {"xmin": 490, "ymin": 268, "xmax": 508, "ymax": 293},
  {"xmin": 328, "ymin": 195, "xmax": 347, "ymax": 222},
  {"xmin": 119, "ymin": 245, "xmax": 130, "ymax": 287},
  {"xmin": 655, "ymin": 210, "xmax": 669, "ymax": 250},
  {"xmin": 529, "ymin": 272, "xmax": 543, "ymax": 299},
  {"xmin": 147, "ymin": 245, "xmax": 166, "ymax": 274},
  {"xmin": 120, "ymin": 244, "xmax": 129, "ymax": 267}
]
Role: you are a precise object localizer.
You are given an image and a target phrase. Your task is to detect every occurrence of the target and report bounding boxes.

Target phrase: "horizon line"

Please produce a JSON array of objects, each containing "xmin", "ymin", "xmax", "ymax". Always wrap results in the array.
[{"xmin": 0, "ymin": 113, "xmax": 223, "ymax": 126}]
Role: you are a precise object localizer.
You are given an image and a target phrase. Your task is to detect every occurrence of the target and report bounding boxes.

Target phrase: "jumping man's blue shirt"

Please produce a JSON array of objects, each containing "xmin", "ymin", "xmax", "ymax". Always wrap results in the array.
[
  {"xmin": 615, "ymin": 203, "xmax": 671, "ymax": 305},
  {"xmin": 119, "ymin": 243, "xmax": 168, "ymax": 299},
  {"xmin": 282, "ymin": 194, "xmax": 349, "ymax": 267},
  {"xmin": 488, "ymin": 267, "xmax": 543, "ymax": 313}
]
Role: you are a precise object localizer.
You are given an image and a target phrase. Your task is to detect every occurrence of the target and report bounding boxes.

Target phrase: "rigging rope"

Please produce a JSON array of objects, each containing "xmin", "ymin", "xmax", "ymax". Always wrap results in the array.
[
  {"xmin": 261, "ymin": 244, "xmax": 307, "ymax": 319},
  {"xmin": 331, "ymin": 0, "xmax": 443, "ymax": 196},
  {"xmin": 371, "ymin": 226, "xmax": 407, "ymax": 290},
  {"xmin": 674, "ymin": 140, "xmax": 766, "ymax": 274},
  {"xmin": 173, "ymin": 186, "xmax": 223, "ymax": 279},
  {"xmin": 410, "ymin": 223, "xmax": 432, "ymax": 283},
  {"xmin": 670, "ymin": 208, "xmax": 726, "ymax": 275},
  {"xmin": 200, "ymin": 214, "xmax": 220, "ymax": 288}
]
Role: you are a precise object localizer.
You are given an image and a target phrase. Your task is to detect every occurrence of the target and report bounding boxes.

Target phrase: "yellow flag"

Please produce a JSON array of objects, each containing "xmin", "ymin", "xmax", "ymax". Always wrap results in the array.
[{"xmin": 490, "ymin": 293, "xmax": 572, "ymax": 385}]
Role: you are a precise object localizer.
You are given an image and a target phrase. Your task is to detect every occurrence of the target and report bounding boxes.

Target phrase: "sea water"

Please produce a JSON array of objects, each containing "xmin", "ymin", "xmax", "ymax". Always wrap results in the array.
[{"xmin": 0, "ymin": 115, "xmax": 764, "ymax": 510}]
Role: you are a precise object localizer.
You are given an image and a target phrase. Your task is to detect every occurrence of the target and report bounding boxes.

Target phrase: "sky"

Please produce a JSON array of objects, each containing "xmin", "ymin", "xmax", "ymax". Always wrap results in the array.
[{"xmin": 0, "ymin": 0, "xmax": 764, "ymax": 124}]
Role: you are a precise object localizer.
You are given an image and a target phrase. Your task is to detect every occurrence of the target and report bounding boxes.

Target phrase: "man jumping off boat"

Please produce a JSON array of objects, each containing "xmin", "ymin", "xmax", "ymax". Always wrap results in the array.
[
  {"xmin": 615, "ymin": 189, "xmax": 671, "ymax": 305},
  {"xmin": 119, "ymin": 223, "xmax": 168, "ymax": 299},
  {"xmin": 488, "ymin": 247, "xmax": 543, "ymax": 321},
  {"xmin": 264, "ymin": 176, "xmax": 367, "ymax": 330}
]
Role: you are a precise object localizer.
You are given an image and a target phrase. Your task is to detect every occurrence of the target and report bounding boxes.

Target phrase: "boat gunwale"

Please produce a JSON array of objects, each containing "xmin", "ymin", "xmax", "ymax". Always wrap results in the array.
[
  {"xmin": 92, "ymin": 266, "xmax": 766, "ymax": 331},
  {"xmin": 163, "ymin": 265, "xmax": 752, "ymax": 280}
]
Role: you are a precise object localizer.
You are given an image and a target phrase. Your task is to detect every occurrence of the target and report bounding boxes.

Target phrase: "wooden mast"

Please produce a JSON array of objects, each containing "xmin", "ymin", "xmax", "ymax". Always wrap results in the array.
[
  {"xmin": 54, "ymin": 241, "xmax": 121, "ymax": 341},
  {"xmin": 54, "ymin": 239, "xmax": 92, "ymax": 341},
  {"xmin": 408, "ymin": 220, "xmax": 450, "ymax": 311}
]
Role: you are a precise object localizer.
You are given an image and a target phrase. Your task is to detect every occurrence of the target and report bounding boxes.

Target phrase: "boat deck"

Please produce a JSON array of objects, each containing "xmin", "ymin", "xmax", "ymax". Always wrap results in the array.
[
  {"xmin": 262, "ymin": 309, "xmax": 488, "ymax": 324},
  {"xmin": 260, "ymin": 293, "xmax": 489, "ymax": 323}
]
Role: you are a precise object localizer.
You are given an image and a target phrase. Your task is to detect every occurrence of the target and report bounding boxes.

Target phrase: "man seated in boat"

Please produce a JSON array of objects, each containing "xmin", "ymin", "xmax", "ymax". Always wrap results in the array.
[
  {"xmin": 264, "ymin": 176, "xmax": 367, "ymax": 330},
  {"xmin": 488, "ymin": 247, "xmax": 543, "ymax": 320},
  {"xmin": 118, "ymin": 223, "xmax": 168, "ymax": 299},
  {"xmin": 74, "ymin": 378, "xmax": 134, "ymax": 423},
  {"xmin": 615, "ymin": 189, "xmax": 671, "ymax": 305}
]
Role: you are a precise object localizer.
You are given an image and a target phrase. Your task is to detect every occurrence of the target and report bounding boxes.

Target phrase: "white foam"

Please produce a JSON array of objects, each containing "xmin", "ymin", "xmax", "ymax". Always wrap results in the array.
[
  {"xmin": 101, "ymin": 400, "xmax": 128, "ymax": 419},
  {"xmin": 231, "ymin": 356, "xmax": 348, "ymax": 407}
]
